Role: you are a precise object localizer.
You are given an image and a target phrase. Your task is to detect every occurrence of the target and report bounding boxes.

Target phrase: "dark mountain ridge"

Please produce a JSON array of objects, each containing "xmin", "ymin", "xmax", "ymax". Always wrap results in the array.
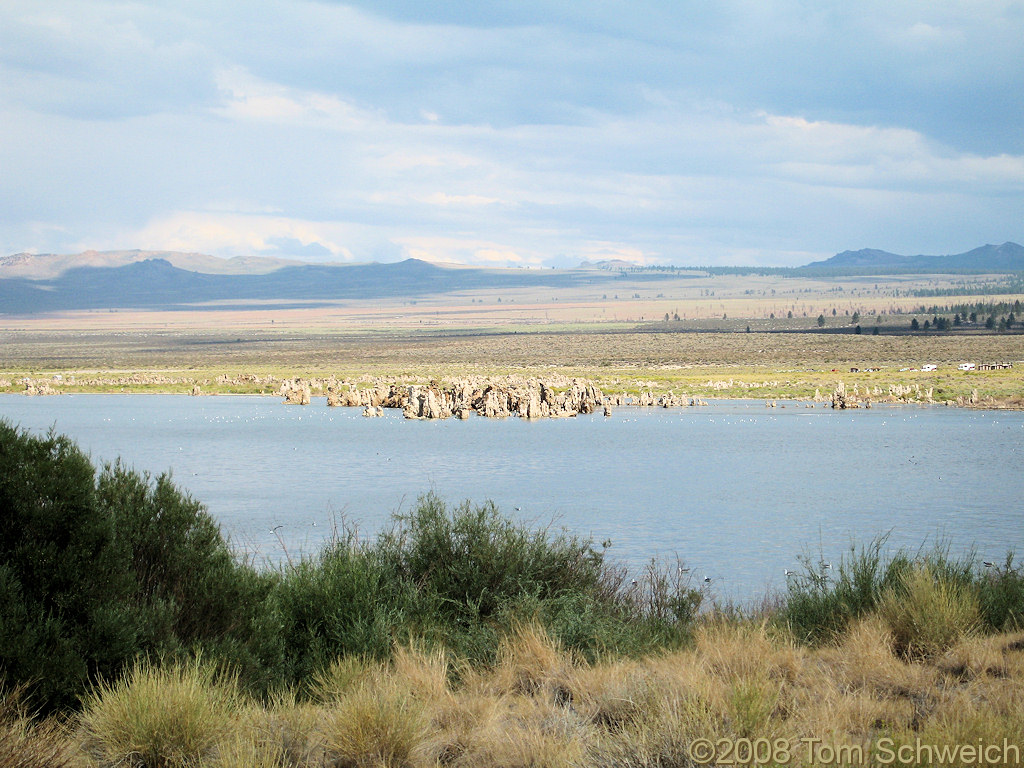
[
  {"xmin": 804, "ymin": 242, "xmax": 1024, "ymax": 271},
  {"xmin": 0, "ymin": 257, "xmax": 653, "ymax": 314},
  {"xmin": 2, "ymin": 242, "xmax": 1022, "ymax": 314}
]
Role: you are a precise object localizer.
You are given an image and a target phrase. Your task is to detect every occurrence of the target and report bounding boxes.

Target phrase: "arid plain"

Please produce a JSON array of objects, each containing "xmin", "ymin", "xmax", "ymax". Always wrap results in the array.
[{"xmin": 3, "ymin": 270, "xmax": 1023, "ymax": 406}]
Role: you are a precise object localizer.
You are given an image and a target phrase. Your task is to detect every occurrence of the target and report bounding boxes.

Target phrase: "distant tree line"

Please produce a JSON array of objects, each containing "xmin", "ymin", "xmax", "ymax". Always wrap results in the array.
[
  {"xmin": 909, "ymin": 309, "xmax": 1017, "ymax": 332},
  {"xmin": 612, "ymin": 266, "xmax": 1024, "ymax": 282},
  {"xmin": 910, "ymin": 277, "xmax": 1024, "ymax": 299},
  {"xmin": 916, "ymin": 299, "xmax": 1022, "ymax": 317}
]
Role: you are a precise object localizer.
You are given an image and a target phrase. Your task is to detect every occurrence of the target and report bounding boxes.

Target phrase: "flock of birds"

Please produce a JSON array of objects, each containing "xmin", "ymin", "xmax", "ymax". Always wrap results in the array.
[{"xmin": 784, "ymin": 561, "xmax": 832, "ymax": 578}]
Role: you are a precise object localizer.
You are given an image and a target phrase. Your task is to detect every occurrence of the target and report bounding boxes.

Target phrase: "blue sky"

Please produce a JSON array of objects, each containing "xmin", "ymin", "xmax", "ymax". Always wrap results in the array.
[{"xmin": 1, "ymin": 1, "xmax": 1022, "ymax": 267}]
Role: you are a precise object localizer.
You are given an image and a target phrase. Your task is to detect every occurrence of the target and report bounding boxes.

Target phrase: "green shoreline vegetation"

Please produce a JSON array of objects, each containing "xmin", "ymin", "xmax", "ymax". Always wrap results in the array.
[{"xmin": 2, "ymin": 422, "xmax": 1024, "ymax": 766}]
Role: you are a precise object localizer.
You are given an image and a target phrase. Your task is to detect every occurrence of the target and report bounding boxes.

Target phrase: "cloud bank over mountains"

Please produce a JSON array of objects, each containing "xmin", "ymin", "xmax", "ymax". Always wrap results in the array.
[{"xmin": 1, "ymin": 1, "xmax": 1022, "ymax": 267}]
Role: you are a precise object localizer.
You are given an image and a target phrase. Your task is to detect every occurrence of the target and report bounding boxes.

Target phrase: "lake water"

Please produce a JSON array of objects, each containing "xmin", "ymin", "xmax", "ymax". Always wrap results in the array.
[{"xmin": 2, "ymin": 394, "xmax": 1022, "ymax": 601}]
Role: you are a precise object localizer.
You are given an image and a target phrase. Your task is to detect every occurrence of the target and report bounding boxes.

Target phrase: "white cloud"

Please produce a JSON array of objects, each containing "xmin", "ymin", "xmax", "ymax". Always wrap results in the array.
[
  {"xmin": 117, "ymin": 212, "xmax": 357, "ymax": 261},
  {"xmin": 0, "ymin": 1, "xmax": 1021, "ymax": 266},
  {"xmin": 418, "ymin": 193, "xmax": 503, "ymax": 207},
  {"xmin": 577, "ymin": 243, "xmax": 655, "ymax": 266},
  {"xmin": 213, "ymin": 67, "xmax": 379, "ymax": 129},
  {"xmin": 394, "ymin": 236, "xmax": 541, "ymax": 267}
]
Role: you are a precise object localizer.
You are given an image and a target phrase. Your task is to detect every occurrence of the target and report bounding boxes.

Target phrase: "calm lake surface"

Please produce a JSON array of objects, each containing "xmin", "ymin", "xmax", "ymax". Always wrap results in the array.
[{"xmin": 2, "ymin": 394, "xmax": 1022, "ymax": 600}]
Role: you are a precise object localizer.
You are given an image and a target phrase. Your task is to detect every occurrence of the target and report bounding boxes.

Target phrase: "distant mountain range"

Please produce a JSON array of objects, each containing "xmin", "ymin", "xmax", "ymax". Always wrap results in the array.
[
  {"xmin": 0, "ymin": 254, "xmax": 662, "ymax": 314},
  {"xmin": 803, "ymin": 242, "xmax": 1024, "ymax": 271},
  {"xmin": 0, "ymin": 249, "xmax": 303, "ymax": 279},
  {"xmin": 1, "ymin": 243, "xmax": 1021, "ymax": 314}
]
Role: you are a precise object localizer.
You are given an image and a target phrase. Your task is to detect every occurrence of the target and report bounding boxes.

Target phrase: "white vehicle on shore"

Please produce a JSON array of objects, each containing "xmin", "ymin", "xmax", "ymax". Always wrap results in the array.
[
  {"xmin": 921, "ymin": 364, "xmax": 937, "ymax": 372},
  {"xmin": 958, "ymin": 362, "xmax": 976, "ymax": 371}
]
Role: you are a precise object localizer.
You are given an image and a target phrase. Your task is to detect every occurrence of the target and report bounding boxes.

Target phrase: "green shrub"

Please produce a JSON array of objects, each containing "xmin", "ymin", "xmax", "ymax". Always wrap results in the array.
[
  {"xmin": 0, "ymin": 420, "xmax": 267, "ymax": 711},
  {"xmin": 95, "ymin": 462, "xmax": 273, "ymax": 681},
  {"xmin": 376, "ymin": 494, "xmax": 607, "ymax": 625},
  {"xmin": 780, "ymin": 538, "xmax": 911, "ymax": 644},
  {"xmin": 251, "ymin": 495, "xmax": 701, "ymax": 687},
  {"xmin": 976, "ymin": 553, "xmax": 1024, "ymax": 631},
  {"xmin": 372, "ymin": 494, "xmax": 697, "ymax": 661},
  {"xmin": 0, "ymin": 422, "xmax": 137, "ymax": 711},
  {"xmin": 254, "ymin": 530, "xmax": 418, "ymax": 687}
]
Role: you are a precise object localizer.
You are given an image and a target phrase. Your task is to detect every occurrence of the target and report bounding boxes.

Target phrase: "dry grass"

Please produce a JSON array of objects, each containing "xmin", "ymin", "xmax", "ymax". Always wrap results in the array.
[
  {"xmin": 4, "ymin": 325, "xmax": 1024, "ymax": 371},
  {"xmin": 0, "ymin": 689, "xmax": 75, "ymax": 768},
  {"xmin": 10, "ymin": 622, "xmax": 1024, "ymax": 767},
  {"xmin": 877, "ymin": 564, "xmax": 982, "ymax": 660},
  {"xmin": 77, "ymin": 660, "xmax": 240, "ymax": 768}
]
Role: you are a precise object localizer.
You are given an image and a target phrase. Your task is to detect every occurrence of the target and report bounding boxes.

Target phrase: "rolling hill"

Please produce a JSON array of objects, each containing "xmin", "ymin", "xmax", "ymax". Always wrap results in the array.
[
  {"xmin": 803, "ymin": 242, "xmax": 1024, "ymax": 271},
  {"xmin": 0, "ymin": 255, "xmax": 669, "ymax": 314},
  {"xmin": 2, "ymin": 242, "xmax": 1022, "ymax": 314}
]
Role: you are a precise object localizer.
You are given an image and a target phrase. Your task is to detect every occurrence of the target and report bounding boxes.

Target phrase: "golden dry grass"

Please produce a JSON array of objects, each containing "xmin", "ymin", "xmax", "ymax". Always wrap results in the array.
[
  {"xmin": 24, "ymin": 621, "xmax": 1020, "ymax": 768},
  {"xmin": 0, "ymin": 688, "xmax": 76, "ymax": 768},
  {"xmin": 76, "ymin": 660, "xmax": 240, "ymax": 768}
]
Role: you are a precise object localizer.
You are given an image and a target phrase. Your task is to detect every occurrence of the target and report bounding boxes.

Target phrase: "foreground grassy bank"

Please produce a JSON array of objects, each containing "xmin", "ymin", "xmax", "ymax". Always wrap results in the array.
[
  {"xmin": 2, "ymin": 422, "xmax": 1023, "ymax": 766},
  {"xmin": 7, "ymin": 621, "xmax": 1024, "ymax": 767}
]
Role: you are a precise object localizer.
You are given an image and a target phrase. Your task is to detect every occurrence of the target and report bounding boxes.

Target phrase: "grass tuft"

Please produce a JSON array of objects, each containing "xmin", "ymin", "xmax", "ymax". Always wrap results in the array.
[
  {"xmin": 310, "ymin": 657, "xmax": 380, "ymax": 705},
  {"xmin": 0, "ymin": 688, "xmax": 74, "ymax": 768},
  {"xmin": 876, "ymin": 564, "xmax": 981, "ymax": 660},
  {"xmin": 491, "ymin": 621, "xmax": 574, "ymax": 697},
  {"xmin": 77, "ymin": 659, "xmax": 239, "ymax": 768},
  {"xmin": 320, "ymin": 679, "xmax": 431, "ymax": 768}
]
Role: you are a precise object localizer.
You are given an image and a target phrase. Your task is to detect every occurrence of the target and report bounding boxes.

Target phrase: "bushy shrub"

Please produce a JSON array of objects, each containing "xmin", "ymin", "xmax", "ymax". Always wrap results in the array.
[
  {"xmin": 0, "ymin": 422, "xmax": 137, "ymax": 710},
  {"xmin": 0, "ymin": 421, "xmax": 266, "ymax": 711},
  {"xmin": 97, "ymin": 462, "xmax": 264, "ymax": 647},
  {"xmin": 95, "ymin": 462, "xmax": 272, "ymax": 678},
  {"xmin": 780, "ymin": 538, "xmax": 911, "ymax": 644},
  {"xmin": 375, "ymin": 494, "xmax": 699, "ymax": 660},
  {"xmin": 252, "ymin": 494, "xmax": 701, "ymax": 688},
  {"xmin": 254, "ymin": 530, "xmax": 418, "ymax": 686},
  {"xmin": 976, "ymin": 553, "xmax": 1024, "ymax": 631},
  {"xmin": 377, "ymin": 494, "xmax": 608, "ymax": 622}
]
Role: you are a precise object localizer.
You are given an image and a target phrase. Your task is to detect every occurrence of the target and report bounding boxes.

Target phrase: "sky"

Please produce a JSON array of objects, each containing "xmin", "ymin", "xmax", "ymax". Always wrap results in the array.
[{"xmin": 1, "ymin": 1, "xmax": 1022, "ymax": 268}]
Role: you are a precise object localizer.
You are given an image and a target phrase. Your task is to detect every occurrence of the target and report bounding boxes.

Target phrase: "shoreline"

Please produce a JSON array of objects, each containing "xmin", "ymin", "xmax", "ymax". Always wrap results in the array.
[{"xmin": 2, "ymin": 383, "xmax": 1021, "ymax": 412}]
